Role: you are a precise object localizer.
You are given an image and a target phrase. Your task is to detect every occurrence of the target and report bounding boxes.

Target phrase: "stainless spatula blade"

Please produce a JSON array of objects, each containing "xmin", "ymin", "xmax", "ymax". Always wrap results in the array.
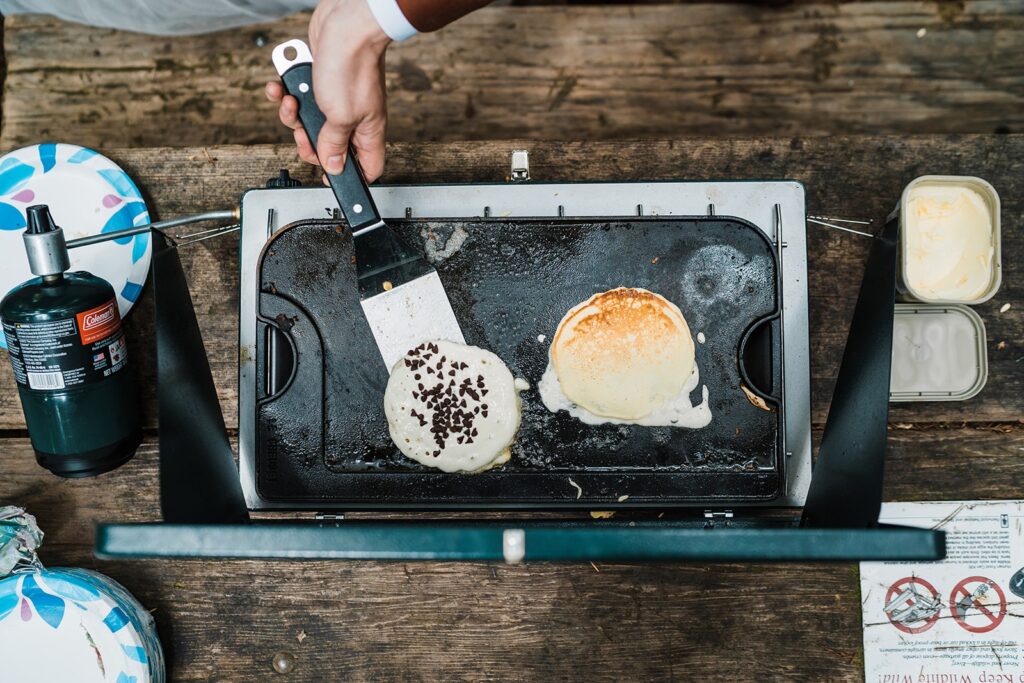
[
  {"xmin": 352, "ymin": 207, "xmax": 465, "ymax": 371},
  {"xmin": 361, "ymin": 271, "xmax": 466, "ymax": 371}
]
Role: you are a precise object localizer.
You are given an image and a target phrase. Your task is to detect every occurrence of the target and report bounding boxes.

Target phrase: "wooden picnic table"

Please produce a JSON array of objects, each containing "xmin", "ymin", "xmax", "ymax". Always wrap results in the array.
[{"xmin": 0, "ymin": 136, "xmax": 1020, "ymax": 681}]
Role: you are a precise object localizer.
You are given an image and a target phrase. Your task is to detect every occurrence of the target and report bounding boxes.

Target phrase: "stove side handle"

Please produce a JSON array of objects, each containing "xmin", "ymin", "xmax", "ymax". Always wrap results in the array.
[{"xmin": 737, "ymin": 312, "xmax": 781, "ymax": 406}]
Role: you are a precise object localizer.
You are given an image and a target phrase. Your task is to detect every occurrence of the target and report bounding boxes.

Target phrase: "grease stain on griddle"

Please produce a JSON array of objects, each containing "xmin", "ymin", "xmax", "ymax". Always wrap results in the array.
[
  {"xmin": 274, "ymin": 312, "xmax": 297, "ymax": 332},
  {"xmin": 421, "ymin": 224, "xmax": 469, "ymax": 264}
]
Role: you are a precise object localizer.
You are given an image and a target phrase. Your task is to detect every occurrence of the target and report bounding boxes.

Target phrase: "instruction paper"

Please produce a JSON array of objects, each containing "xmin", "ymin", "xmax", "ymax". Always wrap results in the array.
[{"xmin": 861, "ymin": 501, "xmax": 1024, "ymax": 682}]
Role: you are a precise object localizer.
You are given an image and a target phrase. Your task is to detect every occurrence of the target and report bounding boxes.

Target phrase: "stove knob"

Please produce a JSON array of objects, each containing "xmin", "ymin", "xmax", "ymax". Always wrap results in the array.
[{"xmin": 265, "ymin": 169, "xmax": 302, "ymax": 189}]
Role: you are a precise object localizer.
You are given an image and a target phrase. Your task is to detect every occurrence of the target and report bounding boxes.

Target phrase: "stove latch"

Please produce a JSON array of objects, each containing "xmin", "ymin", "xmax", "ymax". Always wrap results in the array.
[
  {"xmin": 510, "ymin": 150, "xmax": 530, "ymax": 182},
  {"xmin": 314, "ymin": 512, "xmax": 345, "ymax": 523},
  {"xmin": 703, "ymin": 509, "xmax": 734, "ymax": 528}
]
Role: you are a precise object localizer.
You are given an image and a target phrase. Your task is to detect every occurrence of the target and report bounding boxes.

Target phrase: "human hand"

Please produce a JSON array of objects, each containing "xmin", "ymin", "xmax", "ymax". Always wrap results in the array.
[{"xmin": 265, "ymin": 0, "xmax": 392, "ymax": 182}]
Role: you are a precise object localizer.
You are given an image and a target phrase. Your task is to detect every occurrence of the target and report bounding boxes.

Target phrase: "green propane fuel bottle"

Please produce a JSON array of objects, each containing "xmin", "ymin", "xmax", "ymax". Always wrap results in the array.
[{"xmin": 1, "ymin": 205, "xmax": 141, "ymax": 477}]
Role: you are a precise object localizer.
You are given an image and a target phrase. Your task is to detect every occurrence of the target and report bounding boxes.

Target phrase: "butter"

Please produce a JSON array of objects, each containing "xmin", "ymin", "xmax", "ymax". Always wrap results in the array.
[{"xmin": 903, "ymin": 183, "xmax": 994, "ymax": 302}]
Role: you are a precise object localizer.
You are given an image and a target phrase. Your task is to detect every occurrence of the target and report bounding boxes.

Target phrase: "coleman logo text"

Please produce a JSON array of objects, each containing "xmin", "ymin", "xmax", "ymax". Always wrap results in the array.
[
  {"xmin": 83, "ymin": 304, "xmax": 116, "ymax": 330},
  {"xmin": 77, "ymin": 299, "xmax": 121, "ymax": 345}
]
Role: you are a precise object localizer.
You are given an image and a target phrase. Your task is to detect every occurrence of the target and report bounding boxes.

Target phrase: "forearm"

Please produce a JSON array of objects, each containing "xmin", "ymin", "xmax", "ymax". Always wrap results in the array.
[{"xmin": 366, "ymin": 0, "xmax": 492, "ymax": 39}]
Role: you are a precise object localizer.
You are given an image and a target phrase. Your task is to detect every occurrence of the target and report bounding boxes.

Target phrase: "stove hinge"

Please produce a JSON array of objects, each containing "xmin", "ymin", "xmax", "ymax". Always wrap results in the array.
[{"xmin": 703, "ymin": 509, "xmax": 734, "ymax": 528}]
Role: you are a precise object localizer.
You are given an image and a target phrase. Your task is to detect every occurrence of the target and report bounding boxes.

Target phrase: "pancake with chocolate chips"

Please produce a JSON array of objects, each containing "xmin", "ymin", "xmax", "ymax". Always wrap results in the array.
[{"xmin": 384, "ymin": 340, "xmax": 527, "ymax": 472}]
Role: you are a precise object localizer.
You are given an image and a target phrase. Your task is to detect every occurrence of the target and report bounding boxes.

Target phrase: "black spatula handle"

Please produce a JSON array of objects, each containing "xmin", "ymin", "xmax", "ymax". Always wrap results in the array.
[{"xmin": 274, "ymin": 40, "xmax": 384, "ymax": 234}]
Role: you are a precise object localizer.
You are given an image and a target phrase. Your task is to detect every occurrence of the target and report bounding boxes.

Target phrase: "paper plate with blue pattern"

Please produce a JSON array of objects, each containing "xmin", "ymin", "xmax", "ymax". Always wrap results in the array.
[
  {"xmin": 0, "ymin": 567, "xmax": 165, "ymax": 682},
  {"xmin": 0, "ymin": 143, "xmax": 151, "ymax": 349}
]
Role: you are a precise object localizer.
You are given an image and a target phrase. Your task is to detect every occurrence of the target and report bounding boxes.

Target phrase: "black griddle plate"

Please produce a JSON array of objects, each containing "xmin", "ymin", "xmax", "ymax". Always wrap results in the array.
[{"xmin": 255, "ymin": 217, "xmax": 782, "ymax": 508}]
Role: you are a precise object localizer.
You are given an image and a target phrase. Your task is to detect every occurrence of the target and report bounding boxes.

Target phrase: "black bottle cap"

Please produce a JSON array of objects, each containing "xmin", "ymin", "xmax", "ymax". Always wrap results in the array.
[{"xmin": 25, "ymin": 205, "xmax": 58, "ymax": 234}]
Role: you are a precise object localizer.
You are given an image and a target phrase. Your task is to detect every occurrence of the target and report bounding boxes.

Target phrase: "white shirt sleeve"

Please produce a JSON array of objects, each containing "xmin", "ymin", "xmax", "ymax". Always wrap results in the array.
[{"xmin": 365, "ymin": 0, "xmax": 419, "ymax": 41}]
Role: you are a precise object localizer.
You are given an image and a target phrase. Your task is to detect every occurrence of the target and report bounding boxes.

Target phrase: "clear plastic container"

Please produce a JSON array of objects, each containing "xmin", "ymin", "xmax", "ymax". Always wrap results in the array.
[{"xmin": 890, "ymin": 304, "xmax": 988, "ymax": 402}]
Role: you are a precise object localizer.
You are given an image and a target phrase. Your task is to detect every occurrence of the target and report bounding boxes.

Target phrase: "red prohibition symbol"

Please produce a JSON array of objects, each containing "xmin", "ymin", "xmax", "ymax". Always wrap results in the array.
[
  {"xmin": 885, "ymin": 576, "xmax": 942, "ymax": 634},
  {"xmin": 949, "ymin": 576, "xmax": 1007, "ymax": 634}
]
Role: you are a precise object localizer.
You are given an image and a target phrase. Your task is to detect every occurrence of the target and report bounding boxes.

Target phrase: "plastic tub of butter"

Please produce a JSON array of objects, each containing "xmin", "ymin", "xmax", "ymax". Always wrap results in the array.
[
  {"xmin": 890, "ymin": 304, "xmax": 988, "ymax": 402},
  {"xmin": 894, "ymin": 175, "xmax": 1001, "ymax": 304}
]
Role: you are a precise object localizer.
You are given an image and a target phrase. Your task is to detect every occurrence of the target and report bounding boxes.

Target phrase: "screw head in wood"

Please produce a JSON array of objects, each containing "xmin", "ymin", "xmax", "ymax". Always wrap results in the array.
[{"xmin": 272, "ymin": 651, "xmax": 297, "ymax": 674}]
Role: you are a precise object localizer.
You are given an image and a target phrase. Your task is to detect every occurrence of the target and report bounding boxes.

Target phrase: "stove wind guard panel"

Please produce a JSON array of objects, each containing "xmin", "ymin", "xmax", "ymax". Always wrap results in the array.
[{"xmin": 238, "ymin": 181, "xmax": 813, "ymax": 511}]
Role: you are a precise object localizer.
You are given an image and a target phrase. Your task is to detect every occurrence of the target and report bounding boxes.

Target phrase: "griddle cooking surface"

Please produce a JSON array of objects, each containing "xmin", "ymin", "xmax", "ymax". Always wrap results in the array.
[{"xmin": 255, "ymin": 217, "xmax": 782, "ymax": 507}]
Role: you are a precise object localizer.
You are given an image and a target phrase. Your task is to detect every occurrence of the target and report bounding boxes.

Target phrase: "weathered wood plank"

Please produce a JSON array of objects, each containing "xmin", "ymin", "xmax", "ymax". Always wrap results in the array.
[
  {"xmin": 0, "ymin": 136, "xmax": 1019, "ymax": 428},
  {"xmin": 0, "ymin": 426, "xmax": 1018, "ymax": 681},
  {"xmin": 3, "ymin": 2, "xmax": 1023, "ymax": 149}
]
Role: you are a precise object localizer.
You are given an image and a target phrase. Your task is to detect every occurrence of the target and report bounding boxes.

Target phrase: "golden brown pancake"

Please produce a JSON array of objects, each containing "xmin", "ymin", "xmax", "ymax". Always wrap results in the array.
[{"xmin": 550, "ymin": 287, "xmax": 696, "ymax": 420}]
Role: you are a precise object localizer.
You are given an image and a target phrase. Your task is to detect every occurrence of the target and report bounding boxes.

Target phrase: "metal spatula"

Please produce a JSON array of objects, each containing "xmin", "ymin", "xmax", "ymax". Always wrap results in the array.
[{"xmin": 272, "ymin": 39, "xmax": 465, "ymax": 371}]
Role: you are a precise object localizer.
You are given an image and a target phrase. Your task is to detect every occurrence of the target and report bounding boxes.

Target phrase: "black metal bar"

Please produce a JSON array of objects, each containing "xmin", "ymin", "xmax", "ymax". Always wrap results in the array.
[
  {"xmin": 802, "ymin": 215, "xmax": 899, "ymax": 527},
  {"xmin": 152, "ymin": 232, "xmax": 249, "ymax": 523}
]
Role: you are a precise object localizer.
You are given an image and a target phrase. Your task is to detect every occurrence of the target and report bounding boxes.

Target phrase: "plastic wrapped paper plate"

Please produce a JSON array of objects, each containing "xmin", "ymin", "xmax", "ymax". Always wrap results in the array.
[
  {"xmin": 0, "ymin": 507, "xmax": 164, "ymax": 682},
  {"xmin": 0, "ymin": 568, "xmax": 165, "ymax": 682},
  {"xmin": 0, "ymin": 143, "xmax": 151, "ymax": 349}
]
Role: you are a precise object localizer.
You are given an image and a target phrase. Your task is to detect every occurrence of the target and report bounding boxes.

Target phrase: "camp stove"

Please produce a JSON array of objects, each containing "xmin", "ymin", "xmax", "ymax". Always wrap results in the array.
[
  {"xmin": 236, "ymin": 156, "xmax": 812, "ymax": 511},
  {"xmin": 94, "ymin": 152, "xmax": 944, "ymax": 563}
]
